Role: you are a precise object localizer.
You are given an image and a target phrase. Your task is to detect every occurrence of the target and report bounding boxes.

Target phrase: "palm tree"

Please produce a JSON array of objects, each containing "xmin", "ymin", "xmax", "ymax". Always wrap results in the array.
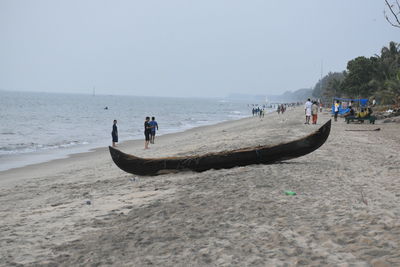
[
  {"xmin": 379, "ymin": 42, "xmax": 400, "ymax": 80},
  {"xmin": 372, "ymin": 42, "xmax": 400, "ymax": 103},
  {"xmin": 385, "ymin": 78, "xmax": 400, "ymax": 103}
]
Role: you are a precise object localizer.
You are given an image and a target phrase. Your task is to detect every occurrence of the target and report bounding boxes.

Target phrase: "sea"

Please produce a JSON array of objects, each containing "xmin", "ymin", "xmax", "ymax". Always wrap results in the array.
[{"xmin": 0, "ymin": 90, "xmax": 268, "ymax": 172}]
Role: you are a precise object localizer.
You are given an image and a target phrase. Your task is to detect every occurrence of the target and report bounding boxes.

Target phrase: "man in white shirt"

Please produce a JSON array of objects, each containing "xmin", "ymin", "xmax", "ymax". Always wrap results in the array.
[{"xmin": 304, "ymin": 98, "xmax": 312, "ymax": 124}]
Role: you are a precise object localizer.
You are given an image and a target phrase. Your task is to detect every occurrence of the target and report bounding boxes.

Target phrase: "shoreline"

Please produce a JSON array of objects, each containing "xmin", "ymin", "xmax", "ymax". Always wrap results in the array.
[
  {"xmin": 0, "ymin": 113, "xmax": 262, "ymax": 188},
  {"xmin": 2, "ymin": 107, "xmax": 400, "ymax": 266},
  {"xmin": 0, "ymin": 113, "xmax": 256, "ymax": 180},
  {"xmin": 0, "ymin": 90, "xmax": 255, "ymax": 173}
]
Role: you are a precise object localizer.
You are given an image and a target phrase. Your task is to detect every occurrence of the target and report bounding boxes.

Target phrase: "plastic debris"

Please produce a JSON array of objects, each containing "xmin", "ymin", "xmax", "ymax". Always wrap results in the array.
[{"xmin": 284, "ymin": 191, "xmax": 297, "ymax": 196}]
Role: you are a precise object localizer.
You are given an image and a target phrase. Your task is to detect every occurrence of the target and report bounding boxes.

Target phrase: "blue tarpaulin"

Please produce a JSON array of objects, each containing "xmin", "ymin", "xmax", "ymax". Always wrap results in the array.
[{"xmin": 331, "ymin": 97, "xmax": 369, "ymax": 114}]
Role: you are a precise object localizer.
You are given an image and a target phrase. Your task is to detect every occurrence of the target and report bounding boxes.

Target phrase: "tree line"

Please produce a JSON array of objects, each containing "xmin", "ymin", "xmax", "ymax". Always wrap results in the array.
[{"xmin": 312, "ymin": 41, "xmax": 400, "ymax": 105}]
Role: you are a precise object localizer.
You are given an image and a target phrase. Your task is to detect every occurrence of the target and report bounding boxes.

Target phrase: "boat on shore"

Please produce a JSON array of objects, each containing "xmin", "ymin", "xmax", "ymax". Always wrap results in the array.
[{"xmin": 109, "ymin": 120, "xmax": 331, "ymax": 176}]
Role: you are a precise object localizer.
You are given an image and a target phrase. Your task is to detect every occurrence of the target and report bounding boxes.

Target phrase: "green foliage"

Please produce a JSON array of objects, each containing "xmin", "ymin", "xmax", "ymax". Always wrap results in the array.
[
  {"xmin": 312, "ymin": 72, "xmax": 345, "ymax": 103},
  {"xmin": 341, "ymin": 56, "xmax": 377, "ymax": 97},
  {"xmin": 312, "ymin": 41, "xmax": 400, "ymax": 105}
]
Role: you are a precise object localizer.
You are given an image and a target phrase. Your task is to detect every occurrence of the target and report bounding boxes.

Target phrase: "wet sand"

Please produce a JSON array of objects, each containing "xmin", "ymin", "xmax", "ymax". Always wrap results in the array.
[{"xmin": 1, "ymin": 107, "xmax": 399, "ymax": 266}]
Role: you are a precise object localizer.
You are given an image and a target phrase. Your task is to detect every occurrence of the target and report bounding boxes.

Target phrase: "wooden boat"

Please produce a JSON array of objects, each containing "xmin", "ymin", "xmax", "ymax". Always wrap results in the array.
[{"xmin": 109, "ymin": 120, "xmax": 331, "ymax": 176}]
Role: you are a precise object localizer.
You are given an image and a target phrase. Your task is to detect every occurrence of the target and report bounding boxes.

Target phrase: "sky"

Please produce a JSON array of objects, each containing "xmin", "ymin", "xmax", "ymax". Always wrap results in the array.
[{"xmin": 0, "ymin": 0, "xmax": 398, "ymax": 98}]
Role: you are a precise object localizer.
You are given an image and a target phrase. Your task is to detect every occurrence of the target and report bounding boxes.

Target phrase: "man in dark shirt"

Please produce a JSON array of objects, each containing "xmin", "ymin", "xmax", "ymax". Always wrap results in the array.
[
  {"xmin": 144, "ymin": 117, "xmax": 151, "ymax": 149},
  {"xmin": 149, "ymin": 117, "xmax": 159, "ymax": 144},
  {"xmin": 112, "ymin": 120, "xmax": 118, "ymax": 147},
  {"xmin": 344, "ymin": 106, "xmax": 355, "ymax": 118}
]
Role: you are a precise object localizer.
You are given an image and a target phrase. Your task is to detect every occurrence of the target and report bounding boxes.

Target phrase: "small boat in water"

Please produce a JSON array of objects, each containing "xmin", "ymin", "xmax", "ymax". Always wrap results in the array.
[{"xmin": 109, "ymin": 120, "xmax": 331, "ymax": 176}]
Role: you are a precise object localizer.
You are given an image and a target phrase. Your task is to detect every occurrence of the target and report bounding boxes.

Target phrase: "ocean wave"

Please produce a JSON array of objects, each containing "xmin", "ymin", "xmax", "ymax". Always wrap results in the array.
[
  {"xmin": 0, "ymin": 140, "xmax": 90, "ymax": 155},
  {"xmin": 1, "ymin": 132, "xmax": 16, "ymax": 135}
]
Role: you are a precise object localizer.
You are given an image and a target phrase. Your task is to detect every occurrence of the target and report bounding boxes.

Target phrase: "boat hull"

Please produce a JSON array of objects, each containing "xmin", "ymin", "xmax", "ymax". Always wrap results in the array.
[{"xmin": 109, "ymin": 120, "xmax": 331, "ymax": 176}]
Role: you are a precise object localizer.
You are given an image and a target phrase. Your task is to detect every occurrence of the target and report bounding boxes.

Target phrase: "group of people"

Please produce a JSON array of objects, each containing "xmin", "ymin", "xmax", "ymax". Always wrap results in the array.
[
  {"xmin": 251, "ymin": 103, "xmax": 302, "ymax": 117},
  {"xmin": 252, "ymin": 107, "xmax": 265, "ymax": 117},
  {"xmin": 304, "ymin": 98, "xmax": 320, "ymax": 124},
  {"xmin": 333, "ymin": 99, "xmax": 375, "ymax": 122},
  {"xmin": 111, "ymin": 116, "xmax": 159, "ymax": 149},
  {"xmin": 277, "ymin": 104, "xmax": 286, "ymax": 114},
  {"xmin": 144, "ymin": 116, "xmax": 159, "ymax": 149},
  {"xmin": 343, "ymin": 106, "xmax": 373, "ymax": 119}
]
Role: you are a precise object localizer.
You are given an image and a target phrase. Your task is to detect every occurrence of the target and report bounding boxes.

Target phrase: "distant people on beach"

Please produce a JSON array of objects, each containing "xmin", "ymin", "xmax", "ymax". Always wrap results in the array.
[
  {"xmin": 334, "ymin": 100, "xmax": 340, "ymax": 122},
  {"xmin": 252, "ymin": 107, "xmax": 266, "ymax": 117},
  {"xmin": 259, "ymin": 109, "xmax": 265, "ymax": 118},
  {"xmin": 144, "ymin": 117, "xmax": 152, "ymax": 149},
  {"xmin": 357, "ymin": 108, "xmax": 369, "ymax": 118},
  {"xmin": 304, "ymin": 98, "xmax": 312, "ymax": 124},
  {"xmin": 311, "ymin": 101, "xmax": 318, "ymax": 124},
  {"xmin": 250, "ymin": 102, "xmax": 299, "ymax": 117},
  {"xmin": 111, "ymin": 120, "xmax": 118, "ymax": 147},
  {"xmin": 372, "ymin": 97, "xmax": 376, "ymax": 107},
  {"xmin": 280, "ymin": 104, "xmax": 286, "ymax": 114},
  {"xmin": 149, "ymin": 117, "xmax": 159, "ymax": 144},
  {"xmin": 276, "ymin": 104, "xmax": 286, "ymax": 114},
  {"xmin": 344, "ymin": 106, "xmax": 355, "ymax": 118}
]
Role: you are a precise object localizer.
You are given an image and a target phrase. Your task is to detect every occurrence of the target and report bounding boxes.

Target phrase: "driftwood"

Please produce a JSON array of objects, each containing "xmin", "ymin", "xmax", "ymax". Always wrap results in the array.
[{"xmin": 345, "ymin": 128, "xmax": 381, "ymax": 132}]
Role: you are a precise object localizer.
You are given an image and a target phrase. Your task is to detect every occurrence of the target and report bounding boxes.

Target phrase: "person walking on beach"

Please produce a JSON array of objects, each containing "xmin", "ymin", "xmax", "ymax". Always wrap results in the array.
[
  {"xmin": 304, "ymin": 98, "xmax": 312, "ymax": 124},
  {"xmin": 334, "ymin": 100, "xmax": 340, "ymax": 122},
  {"xmin": 149, "ymin": 116, "xmax": 159, "ymax": 144},
  {"xmin": 111, "ymin": 120, "xmax": 118, "ymax": 147},
  {"xmin": 311, "ymin": 101, "xmax": 318, "ymax": 124},
  {"xmin": 144, "ymin": 117, "xmax": 152, "ymax": 149},
  {"xmin": 372, "ymin": 97, "xmax": 376, "ymax": 107}
]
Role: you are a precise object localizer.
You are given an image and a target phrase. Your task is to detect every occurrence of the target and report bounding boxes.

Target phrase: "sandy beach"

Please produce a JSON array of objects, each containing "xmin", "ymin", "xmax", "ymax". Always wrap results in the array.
[{"xmin": 1, "ymin": 107, "xmax": 400, "ymax": 266}]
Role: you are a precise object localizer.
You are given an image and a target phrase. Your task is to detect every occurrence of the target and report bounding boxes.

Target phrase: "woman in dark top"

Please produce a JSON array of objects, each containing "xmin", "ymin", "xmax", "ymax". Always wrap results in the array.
[
  {"xmin": 112, "ymin": 120, "xmax": 118, "ymax": 147},
  {"xmin": 144, "ymin": 117, "xmax": 151, "ymax": 149}
]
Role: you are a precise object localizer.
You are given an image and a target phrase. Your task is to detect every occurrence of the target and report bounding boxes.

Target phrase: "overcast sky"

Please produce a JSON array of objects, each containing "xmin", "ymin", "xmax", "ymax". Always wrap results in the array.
[{"xmin": 0, "ymin": 0, "xmax": 398, "ymax": 97}]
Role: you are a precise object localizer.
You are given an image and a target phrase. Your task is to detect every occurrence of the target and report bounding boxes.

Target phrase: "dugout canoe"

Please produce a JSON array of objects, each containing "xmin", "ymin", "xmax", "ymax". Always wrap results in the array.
[{"xmin": 109, "ymin": 119, "xmax": 331, "ymax": 176}]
